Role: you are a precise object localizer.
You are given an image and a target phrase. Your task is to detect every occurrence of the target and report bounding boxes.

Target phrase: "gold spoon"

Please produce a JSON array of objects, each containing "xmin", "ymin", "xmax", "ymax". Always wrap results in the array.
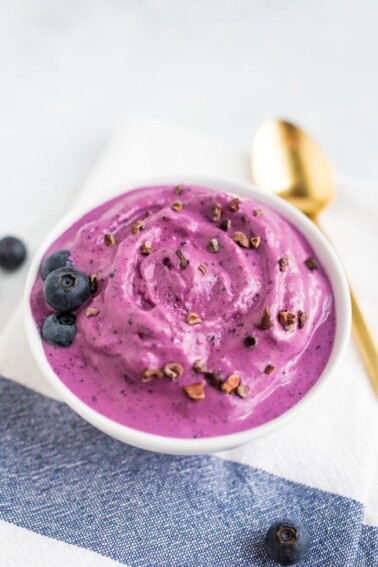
[{"xmin": 251, "ymin": 119, "xmax": 378, "ymax": 393}]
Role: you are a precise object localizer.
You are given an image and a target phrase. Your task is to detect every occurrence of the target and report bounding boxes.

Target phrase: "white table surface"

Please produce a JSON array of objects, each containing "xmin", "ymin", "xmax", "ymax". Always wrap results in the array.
[{"xmin": 1, "ymin": 0, "xmax": 378, "ymax": 325}]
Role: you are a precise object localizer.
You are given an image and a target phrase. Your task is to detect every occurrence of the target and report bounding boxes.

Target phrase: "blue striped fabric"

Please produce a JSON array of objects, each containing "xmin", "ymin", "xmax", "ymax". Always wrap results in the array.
[
  {"xmin": 357, "ymin": 526, "xmax": 378, "ymax": 567},
  {"xmin": 0, "ymin": 376, "xmax": 376, "ymax": 566}
]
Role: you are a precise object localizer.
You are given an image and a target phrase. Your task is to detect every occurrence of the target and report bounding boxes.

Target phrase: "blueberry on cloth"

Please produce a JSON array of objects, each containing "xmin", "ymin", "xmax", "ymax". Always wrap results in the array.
[
  {"xmin": 0, "ymin": 236, "xmax": 27, "ymax": 271},
  {"xmin": 43, "ymin": 267, "xmax": 91, "ymax": 311},
  {"xmin": 41, "ymin": 250, "xmax": 72, "ymax": 280},
  {"xmin": 42, "ymin": 312, "xmax": 77, "ymax": 347},
  {"xmin": 265, "ymin": 519, "xmax": 310, "ymax": 565}
]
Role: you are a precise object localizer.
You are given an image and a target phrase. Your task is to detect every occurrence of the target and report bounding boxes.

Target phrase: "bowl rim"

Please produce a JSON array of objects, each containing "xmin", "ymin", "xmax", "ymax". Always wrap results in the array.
[{"xmin": 24, "ymin": 175, "xmax": 351, "ymax": 455}]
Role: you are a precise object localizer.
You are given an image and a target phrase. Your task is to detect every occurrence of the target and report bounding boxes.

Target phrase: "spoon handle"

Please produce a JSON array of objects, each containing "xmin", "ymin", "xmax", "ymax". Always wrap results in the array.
[
  {"xmin": 313, "ymin": 219, "xmax": 378, "ymax": 394},
  {"xmin": 349, "ymin": 290, "xmax": 378, "ymax": 394}
]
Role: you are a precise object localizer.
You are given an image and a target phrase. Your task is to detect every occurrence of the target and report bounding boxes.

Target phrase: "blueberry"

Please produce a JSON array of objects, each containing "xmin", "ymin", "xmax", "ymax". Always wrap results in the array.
[
  {"xmin": 42, "ymin": 312, "xmax": 77, "ymax": 347},
  {"xmin": 43, "ymin": 267, "xmax": 91, "ymax": 311},
  {"xmin": 265, "ymin": 520, "xmax": 310, "ymax": 565},
  {"xmin": 41, "ymin": 250, "xmax": 72, "ymax": 280},
  {"xmin": 0, "ymin": 236, "xmax": 27, "ymax": 271}
]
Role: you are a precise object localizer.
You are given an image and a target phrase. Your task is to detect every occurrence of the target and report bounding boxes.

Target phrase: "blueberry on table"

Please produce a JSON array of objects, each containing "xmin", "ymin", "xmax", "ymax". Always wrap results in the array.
[
  {"xmin": 0, "ymin": 236, "xmax": 27, "ymax": 271},
  {"xmin": 42, "ymin": 312, "xmax": 77, "ymax": 347},
  {"xmin": 41, "ymin": 250, "xmax": 72, "ymax": 280},
  {"xmin": 43, "ymin": 267, "xmax": 91, "ymax": 311},
  {"xmin": 265, "ymin": 520, "xmax": 310, "ymax": 565}
]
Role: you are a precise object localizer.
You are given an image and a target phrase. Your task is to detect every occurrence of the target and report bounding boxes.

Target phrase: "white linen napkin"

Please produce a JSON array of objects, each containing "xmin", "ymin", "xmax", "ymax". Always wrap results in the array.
[{"xmin": 1, "ymin": 118, "xmax": 377, "ymax": 526}]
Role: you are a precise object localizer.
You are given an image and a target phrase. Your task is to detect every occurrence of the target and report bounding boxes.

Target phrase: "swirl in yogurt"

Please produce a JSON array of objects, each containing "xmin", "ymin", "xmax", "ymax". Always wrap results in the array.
[{"xmin": 30, "ymin": 185, "xmax": 335, "ymax": 438}]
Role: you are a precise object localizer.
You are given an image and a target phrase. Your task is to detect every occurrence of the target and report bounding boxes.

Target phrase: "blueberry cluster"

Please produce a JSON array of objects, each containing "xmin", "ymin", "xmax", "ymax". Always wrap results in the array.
[{"xmin": 41, "ymin": 250, "xmax": 91, "ymax": 347}]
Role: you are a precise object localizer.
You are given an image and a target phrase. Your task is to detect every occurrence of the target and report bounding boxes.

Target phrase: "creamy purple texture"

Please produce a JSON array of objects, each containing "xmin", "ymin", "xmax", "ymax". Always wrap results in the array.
[{"xmin": 30, "ymin": 185, "xmax": 335, "ymax": 438}]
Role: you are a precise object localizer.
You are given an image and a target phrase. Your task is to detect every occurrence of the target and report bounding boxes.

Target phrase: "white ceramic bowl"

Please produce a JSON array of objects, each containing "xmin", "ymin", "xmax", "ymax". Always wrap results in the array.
[{"xmin": 24, "ymin": 176, "xmax": 351, "ymax": 455}]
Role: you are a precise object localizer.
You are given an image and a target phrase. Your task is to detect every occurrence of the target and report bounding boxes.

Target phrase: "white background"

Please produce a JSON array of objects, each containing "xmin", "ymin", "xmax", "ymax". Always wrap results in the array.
[{"xmin": 1, "ymin": 0, "xmax": 378, "ymax": 320}]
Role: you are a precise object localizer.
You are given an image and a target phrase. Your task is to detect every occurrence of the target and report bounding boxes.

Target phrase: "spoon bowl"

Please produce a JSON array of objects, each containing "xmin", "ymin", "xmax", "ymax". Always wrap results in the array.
[{"xmin": 252, "ymin": 120, "xmax": 336, "ymax": 217}]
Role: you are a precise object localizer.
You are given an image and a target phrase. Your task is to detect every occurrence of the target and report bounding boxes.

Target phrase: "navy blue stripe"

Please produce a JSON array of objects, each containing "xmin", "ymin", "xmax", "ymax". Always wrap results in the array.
[
  {"xmin": 0, "ymin": 377, "xmax": 376, "ymax": 566},
  {"xmin": 357, "ymin": 526, "xmax": 378, "ymax": 566}
]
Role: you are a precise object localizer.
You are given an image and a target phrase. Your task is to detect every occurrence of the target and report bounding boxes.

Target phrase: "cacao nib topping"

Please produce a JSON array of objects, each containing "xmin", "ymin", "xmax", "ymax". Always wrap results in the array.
[
  {"xmin": 184, "ymin": 382, "xmax": 205, "ymax": 402},
  {"xmin": 141, "ymin": 241, "xmax": 153, "ymax": 255},
  {"xmin": 198, "ymin": 264, "xmax": 208, "ymax": 275},
  {"xmin": 236, "ymin": 383, "xmax": 250, "ymax": 399},
  {"xmin": 278, "ymin": 257, "xmax": 290, "ymax": 272},
  {"xmin": 228, "ymin": 197, "xmax": 241, "ymax": 212},
  {"xmin": 264, "ymin": 364, "xmax": 275, "ymax": 375},
  {"xmin": 89, "ymin": 273, "xmax": 98, "ymax": 293},
  {"xmin": 253, "ymin": 209, "xmax": 263, "ymax": 217},
  {"xmin": 131, "ymin": 220, "xmax": 145, "ymax": 234},
  {"xmin": 142, "ymin": 368, "xmax": 163, "ymax": 382},
  {"xmin": 258, "ymin": 307, "xmax": 274, "ymax": 330},
  {"xmin": 186, "ymin": 312, "xmax": 202, "ymax": 325},
  {"xmin": 193, "ymin": 360, "xmax": 207, "ymax": 374},
  {"xmin": 171, "ymin": 200, "xmax": 183, "ymax": 212},
  {"xmin": 232, "ymin": 231, "xmax": 250, "ymax": 248},
  {"xmin": 86, "ymin": 307, "xmax": 99, "ymax": 317},
  {"xmin": 220, "ymin": 374, "xmax": 240, "ymax": 394},
  {"xmin": 298, "ymin": 310, "xmax": 309, "ymax": 329},
  {"xmin": 305, "ymin": 256, "xmax": 318, "ymax": 270},
  {"xmin": 174, "ymin": 184, "xmax": 184, "ymax": 195},
  {"xmin": 220, "ymin": 219, "xmax": 231, "ymax": 232},
  {"xmin": 279, "ymin": 310, "xmax": 297, "ymax": 331},
  {"xmin": 204, "ymin": 370, "xmax": 223, "ymax": 389},
  {"xmin": 212, "ymin": 203, "xmax": 222, "ymax": 222},
  {"xmin": 163, "ymin": 363, "xmax": 184, "ymax": 381},
  {"xmin": 176, "ymin": 248, "xmax": 188, "ymax": 269},
  {"xmin": 104, "ymin": 233, "xmax": 116, "ymax": 246},
  {"xmin": 250, "ymin": 236, "xmax": 261, "ymax": 248},
  {"xmin": 208, "ymin": 238, "xmax": 220, "ymax": 253}
]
